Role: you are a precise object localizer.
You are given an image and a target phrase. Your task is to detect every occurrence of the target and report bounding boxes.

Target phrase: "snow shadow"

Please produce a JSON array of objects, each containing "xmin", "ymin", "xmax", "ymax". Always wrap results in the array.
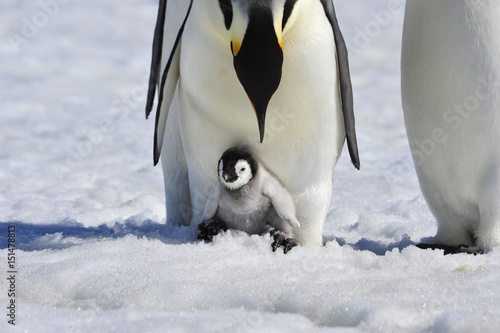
[
  {"xmin": 1, "ymin": 221, "xmax": 416, "ymax": 254},
  {"xmin": 327, "ymin": 234, "xmax": 417, "ymax": 256},
  {"xmin": 0, "ymin": 220, "xmax": 196, "ymax": 251}
]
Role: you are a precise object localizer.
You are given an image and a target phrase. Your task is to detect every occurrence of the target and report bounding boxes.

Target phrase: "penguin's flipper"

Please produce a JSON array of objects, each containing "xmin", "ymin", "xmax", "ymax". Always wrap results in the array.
[
  {"xmin": 319, "ymin": 0, "xmax": 360, "ymax": 170},
  {"xmin": 145, "ymin": 0, "xmax": 167, "ymax": 119},
  {"xmin": 261, "ymin": 169, "xmax": 300, "ymax": 229},
  {"xmin": 200, "ymin": 185, "xmax": 220, "ymax": 223},
  {"xmin": 145, "ymin": 0, "xmax": 194, "ymax": 165}
]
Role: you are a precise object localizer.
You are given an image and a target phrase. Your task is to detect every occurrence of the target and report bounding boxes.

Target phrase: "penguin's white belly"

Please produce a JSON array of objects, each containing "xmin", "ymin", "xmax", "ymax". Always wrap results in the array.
[{"xmin": 402, "ymin": 0, "xmax": 500, "ymax": 250}]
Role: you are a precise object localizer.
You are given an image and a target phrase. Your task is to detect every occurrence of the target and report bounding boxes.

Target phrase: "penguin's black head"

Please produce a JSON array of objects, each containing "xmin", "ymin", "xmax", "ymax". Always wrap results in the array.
[
  {"xmin": 218, "ymin": 147, "xmax": 258, "ymax": 190},
  {"xmin": 218, "ymin": 0, "xmax": 299, "ymax": 143}
]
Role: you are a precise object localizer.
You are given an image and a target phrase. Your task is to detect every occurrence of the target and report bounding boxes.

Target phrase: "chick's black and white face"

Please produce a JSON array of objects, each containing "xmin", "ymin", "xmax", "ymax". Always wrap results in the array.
[{"xmin": 218, "ymin": 158, "xmax": 253, "ymax": 190}]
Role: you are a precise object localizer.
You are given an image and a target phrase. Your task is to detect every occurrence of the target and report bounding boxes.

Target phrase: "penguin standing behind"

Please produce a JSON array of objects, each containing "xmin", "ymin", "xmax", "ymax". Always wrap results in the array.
[
  {"xmin": 402, "ymin": 0, "xmax": 500, "ymax": 254},
  {"xmin": 145, "ymin": 0, "xmax": 359, "ymax": 245},
  {"xmin": 198, "ymin": 148, "xmax": 300, "ymax": 253}
]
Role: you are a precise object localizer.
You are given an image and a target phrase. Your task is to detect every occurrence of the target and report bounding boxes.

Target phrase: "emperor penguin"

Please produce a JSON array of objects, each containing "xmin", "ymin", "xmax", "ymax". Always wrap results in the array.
[
  {"xmin": 198, "ymin": 147, "xmax": 301, "ymax": 252},
  {"xmin": 402, "ymin": 0, "xmax": 500, "ymax": 253},
  {"xmin": 145, "ymin": 0, "xmax": 360, "ymax": 245}
]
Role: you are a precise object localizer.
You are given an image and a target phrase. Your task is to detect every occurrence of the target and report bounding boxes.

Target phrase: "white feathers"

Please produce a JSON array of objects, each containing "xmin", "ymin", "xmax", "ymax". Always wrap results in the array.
[
  {"xmin": 260, "ymin": 166, "xmax": 301, "ymax": 229},
  {"xmin": 402, "ymin": 0, "xmax": 500, "ymax": 251}
]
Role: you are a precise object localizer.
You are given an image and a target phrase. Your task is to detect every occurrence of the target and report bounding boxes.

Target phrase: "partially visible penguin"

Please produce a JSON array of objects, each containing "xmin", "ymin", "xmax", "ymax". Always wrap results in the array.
[
  {"xmin": 402, "ymin": 0, "xmax": 500, "ymax": 253},
  {"xmin": 198, "ymin": 147, "xmax": 300, "ymax": 253}
]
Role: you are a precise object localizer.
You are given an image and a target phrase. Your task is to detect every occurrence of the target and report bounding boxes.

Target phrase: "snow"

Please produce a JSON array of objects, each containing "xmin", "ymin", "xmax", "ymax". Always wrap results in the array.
[{"xmin": 1, "ymin": 0, "xmax": 500, "ymax": 332}]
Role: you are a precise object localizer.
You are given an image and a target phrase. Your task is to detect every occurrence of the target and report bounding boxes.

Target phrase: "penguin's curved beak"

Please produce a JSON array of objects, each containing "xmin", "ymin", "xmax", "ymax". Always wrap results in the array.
[{"xmin": 232, "ymin": 8, "xmax": 283, "ymax": 143}]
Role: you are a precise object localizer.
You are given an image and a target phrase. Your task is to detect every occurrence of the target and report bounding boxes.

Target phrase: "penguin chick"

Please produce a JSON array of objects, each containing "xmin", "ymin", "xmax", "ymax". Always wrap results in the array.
[{"xmin": 199, "ymin": 147, "xmax": 300, "ymax": 251}]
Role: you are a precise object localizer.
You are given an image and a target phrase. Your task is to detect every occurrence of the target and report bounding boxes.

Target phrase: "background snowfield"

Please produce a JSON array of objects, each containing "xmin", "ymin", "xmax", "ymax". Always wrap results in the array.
[{"xmin": 1, "ymin": 0, "xmax": 500, "ymax": 332}]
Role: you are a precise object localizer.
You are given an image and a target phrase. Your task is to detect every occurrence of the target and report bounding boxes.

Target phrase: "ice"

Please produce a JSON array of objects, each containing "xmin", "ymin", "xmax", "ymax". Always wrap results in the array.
[{"xmin": 2, "ymin": 0, "xmax": 500, "ymax": 332}]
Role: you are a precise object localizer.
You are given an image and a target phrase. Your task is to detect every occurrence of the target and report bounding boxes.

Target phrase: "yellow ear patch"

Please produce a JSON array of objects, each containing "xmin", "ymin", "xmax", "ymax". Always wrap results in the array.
[{"xmin": 231, "ymin": 40, "xmax": 241, "ymax": 56}]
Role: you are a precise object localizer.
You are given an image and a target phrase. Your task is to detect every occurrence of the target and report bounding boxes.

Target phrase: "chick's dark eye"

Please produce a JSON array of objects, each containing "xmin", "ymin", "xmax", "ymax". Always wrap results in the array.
[
  {"xmin": 241, "ymin": 168, "xmax": 246, "ymax": 172},
  {"xmin": 219, "ymin": 0, "xmax": 233, "ymax": 30}
]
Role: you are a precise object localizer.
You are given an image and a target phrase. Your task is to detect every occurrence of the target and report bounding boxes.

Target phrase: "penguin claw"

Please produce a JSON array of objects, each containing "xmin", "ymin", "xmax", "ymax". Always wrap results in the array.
[
  {"xmin": 416, "ymin": 243, "xmax": 484, "ymax": 255},
  {"xmin": 197, "ymin": 219, "xmax": 228, "ymax": 242},
  {"xmin": 269, "ymin": 228, "xmax": 298, "ymax": 254}
]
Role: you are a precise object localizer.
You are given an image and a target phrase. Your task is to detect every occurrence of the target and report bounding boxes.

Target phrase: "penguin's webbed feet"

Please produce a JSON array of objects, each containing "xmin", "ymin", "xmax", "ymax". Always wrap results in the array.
[
  {"xmin": 268, "ymin": 228, "xmax": 298, "ymax": 254},
  {"xmin": 197, "ymin": 219, "xmax": 228, "ymax": 242},
  {"xmin": 416, "ymin": 243, "xmax": 484, "ymax": 255}
]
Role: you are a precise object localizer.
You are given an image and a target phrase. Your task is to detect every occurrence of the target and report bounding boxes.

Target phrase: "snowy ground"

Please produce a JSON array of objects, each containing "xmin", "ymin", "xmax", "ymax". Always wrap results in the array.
[{"xmin": 1, "ymin": 0, "xmax": 500, "ymax": 332}]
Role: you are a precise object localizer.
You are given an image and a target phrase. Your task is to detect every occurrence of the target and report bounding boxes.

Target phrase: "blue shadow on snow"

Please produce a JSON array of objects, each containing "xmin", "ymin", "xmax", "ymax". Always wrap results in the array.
[
  {"xmin": 1, "ymin": 220, "xmax": 417, "ymax": 255},
  {"xmin": 0, "ymin": 220, "xmax": 196, "ymax": 251}
]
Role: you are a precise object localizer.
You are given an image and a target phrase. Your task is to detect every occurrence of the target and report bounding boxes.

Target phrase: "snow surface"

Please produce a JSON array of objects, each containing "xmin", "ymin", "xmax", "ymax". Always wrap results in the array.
[{"xmin": 1, "ymin": 0, "xmax": 500, "ymax": 332}]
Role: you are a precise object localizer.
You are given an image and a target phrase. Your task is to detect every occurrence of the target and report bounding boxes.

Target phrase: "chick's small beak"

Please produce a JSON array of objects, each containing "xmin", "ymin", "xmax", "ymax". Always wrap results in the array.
[{"xmin": 223, "ymin": 171, "xmax": 237, "ymax": 183}]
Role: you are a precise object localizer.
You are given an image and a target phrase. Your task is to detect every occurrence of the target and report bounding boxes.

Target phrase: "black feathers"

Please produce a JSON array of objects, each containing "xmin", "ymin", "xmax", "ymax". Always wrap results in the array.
[
  {"xmin": 319, "ymin": 0, "xmax": 360, "ymax": 170},
  {"xmin": 282, "ymin": 0, "xmax": 297, "ymax": 29},
  {"xmin": 219, "ymin": 148, "xmax": 259, "ymax": 178},
  {"xmin": 219, "ymin": 0, "xmax": 233, "ymax": 30},
  {"xmin": 145, "ymin": 0, "xmax": 167, "ymax": 119},
  {"xmin": 154, "ymin": 1, "xmax": 193, "ymax": 165},
  {"xmin": 233, "ymin": 5, "xmax": 283, "ymax": 143}
]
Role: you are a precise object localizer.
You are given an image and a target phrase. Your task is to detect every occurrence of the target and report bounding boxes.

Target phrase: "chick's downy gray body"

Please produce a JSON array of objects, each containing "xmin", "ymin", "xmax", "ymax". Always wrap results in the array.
[
  {"xmin": 216, "ymin": 168, "xmax": 283, "ymax": 235},
  {"xmin": 201, "ymin": 148, "xmax": 300, "ymax": 238}
]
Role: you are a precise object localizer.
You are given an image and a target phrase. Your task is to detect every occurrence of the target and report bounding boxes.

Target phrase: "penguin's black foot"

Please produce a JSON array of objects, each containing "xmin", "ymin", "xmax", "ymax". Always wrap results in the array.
[
  {"xmin": 416, "ymin": 243, "xmax": 484, "ymax": 255},
  {"xmin": 269, "ymin": 228, "xmax": 298, "ymax": 254},
  {"xmin": 197, "ymin": 219, "xmax": 228, "ymax": 242}
]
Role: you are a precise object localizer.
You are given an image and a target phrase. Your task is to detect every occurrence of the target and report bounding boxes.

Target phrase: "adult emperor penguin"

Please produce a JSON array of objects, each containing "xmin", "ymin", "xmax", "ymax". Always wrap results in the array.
[
  {"xmin": 402, "ymin": 0, "xmax": 500, "ymax": 253},
  {"xmin": 145, "ymin": 0, "xmax": 359, "ymax": 245}
]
